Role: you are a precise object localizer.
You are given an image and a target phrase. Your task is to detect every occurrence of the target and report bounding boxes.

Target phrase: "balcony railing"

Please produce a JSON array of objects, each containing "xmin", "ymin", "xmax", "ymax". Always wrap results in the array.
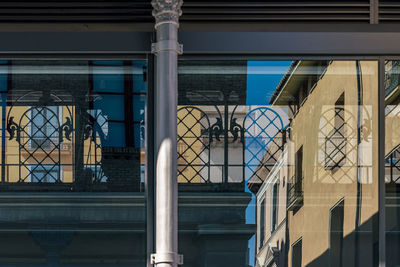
[{"xmin": 287, "ymin": 174, "xmax": 303, "ymax": 211}]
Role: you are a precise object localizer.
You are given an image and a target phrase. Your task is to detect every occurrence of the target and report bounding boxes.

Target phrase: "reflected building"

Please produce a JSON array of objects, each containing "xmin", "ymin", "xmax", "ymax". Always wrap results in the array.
[
  {"xmin": 255, "ymin": 144, "xmax": 289, "ymax": 267},
  {"xmin": 384, "ymin": 60, "xmax": 400, "ymax": 267},
  {"xmin": 256, "ymin": 60, "xmax": 379, "ymax": 267}
]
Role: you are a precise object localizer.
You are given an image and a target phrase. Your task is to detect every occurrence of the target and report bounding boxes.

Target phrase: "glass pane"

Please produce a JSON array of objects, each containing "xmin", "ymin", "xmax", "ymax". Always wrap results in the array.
[
  {"xmin": 0, "ymin": 60, "xmax": 147, "ymax": 266},
  {"xmin": 385, "ymin": 60, "xmax": 400, "ymax": 267},
  {"xmin": 93, "ymin": 95, "xmax": 125, "ymax": 121},
  {"xmin": 178, "ymin": 60, "xmax": 378, "ymax": 267}
]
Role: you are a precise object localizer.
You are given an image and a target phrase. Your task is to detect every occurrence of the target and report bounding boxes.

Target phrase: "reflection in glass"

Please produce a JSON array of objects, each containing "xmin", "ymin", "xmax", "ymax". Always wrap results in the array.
[
  {"xmin": 385, "ymin": 60, "xmax": 400, "ymax": 267},
  {"xmin": 177, "ymin": 60, "xmax": 378, "ymax": 267},
  {"xmin": 0, "ymin": 60, "xmax": 147, "ymax": 266},
  {"xmin": 0, "ymin": 61, "xmax": 146, "ymax": 191}
]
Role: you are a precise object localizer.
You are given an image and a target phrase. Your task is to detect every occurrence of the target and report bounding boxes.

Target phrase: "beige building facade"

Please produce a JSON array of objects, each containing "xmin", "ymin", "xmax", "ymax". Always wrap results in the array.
[{"xmin": 256, "ymin": 60, "xmax": 380, "ymax": 267}]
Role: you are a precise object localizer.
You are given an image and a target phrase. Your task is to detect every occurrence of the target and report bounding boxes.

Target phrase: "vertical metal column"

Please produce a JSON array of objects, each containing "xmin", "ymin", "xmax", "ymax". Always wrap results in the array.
[
  {"xmin": 378, "ymin": 58, "xmax": 386, "ymax": 267},
  {"xmin": 146, "ymin": 54, "xmax": 155, "ymax": 267},
  {"xmin": 1, "ymin": 92, "xmax": 6, "ymax": 183},
  {"xmin": 150, "ymin": 1, "xmax": 183, "ymax": 267}
]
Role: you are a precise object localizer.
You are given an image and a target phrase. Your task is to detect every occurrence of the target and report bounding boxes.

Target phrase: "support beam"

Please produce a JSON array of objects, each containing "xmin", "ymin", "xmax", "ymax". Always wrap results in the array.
[{"xmin": 151, "ymin": 1, "xmax": 183, "ymax": 267}]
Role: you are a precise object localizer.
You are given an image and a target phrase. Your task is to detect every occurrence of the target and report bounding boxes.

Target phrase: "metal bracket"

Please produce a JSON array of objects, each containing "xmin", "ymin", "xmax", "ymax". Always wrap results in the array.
[
  {"xmin": 151, "ymin": 40, "xmax": 183, "ymax": 55},
  {"xmin": 150, "ymin": 252, "xmax": 184, "ymax": 265}
]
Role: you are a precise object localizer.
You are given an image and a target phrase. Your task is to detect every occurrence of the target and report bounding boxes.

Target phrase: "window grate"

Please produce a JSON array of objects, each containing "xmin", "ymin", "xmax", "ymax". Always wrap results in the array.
[
  {"xmin": 379, "ymin": 0, "xmax": 400, "ymax": 23},
  {"xmin": 182, "ymin": 1, "xmax": 371, "ymax": 23},
  {"xmin": 0, "ymin": 0, "xmax": 377, "ymax": 24}
]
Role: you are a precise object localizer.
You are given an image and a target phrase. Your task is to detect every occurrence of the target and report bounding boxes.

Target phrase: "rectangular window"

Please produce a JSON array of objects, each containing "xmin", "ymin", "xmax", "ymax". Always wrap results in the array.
[
  {"xmin": 295, "ymin": 146, "xmax": 303, "ymax": 182},
  {"xmin": 334, "ymin": 93, "xmax": 345, "ymax": 132},
  {"xmin": 259, "ymin": 198, "xmax": 265, "ymax": 249},
  {"xmin": 292, "ymin": 238, "xmax": 302, "ymax": 267},
  {"xmin": 325, "ymin": 93, "xmax": 346, "ymax": 169},
  {"xmin": 288, "ymin": 146, "xmax": 304, "ymax": 210},
  {"xmin": 271, "ymin": 182, "xmax": 278, "ymax": 232},
  {"xmin": 330, "ymin": 199, "xmax": 344, "ymax": 267}
]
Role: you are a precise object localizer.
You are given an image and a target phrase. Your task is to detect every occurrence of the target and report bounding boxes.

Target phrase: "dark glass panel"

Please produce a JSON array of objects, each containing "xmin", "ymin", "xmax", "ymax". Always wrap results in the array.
[{"xmin": 0, "ymin": 60, "xmax": 147, "ymax": 266}]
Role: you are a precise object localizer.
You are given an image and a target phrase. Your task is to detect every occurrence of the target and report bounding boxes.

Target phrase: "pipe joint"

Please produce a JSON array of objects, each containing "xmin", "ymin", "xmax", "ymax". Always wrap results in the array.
[
  {"xmin": 151, "ymin": 40, "xmax": 183, "ymax": 55},
  {"xmin": 150, "ymin": 252, "xmax": 184, "ymax": 265}
]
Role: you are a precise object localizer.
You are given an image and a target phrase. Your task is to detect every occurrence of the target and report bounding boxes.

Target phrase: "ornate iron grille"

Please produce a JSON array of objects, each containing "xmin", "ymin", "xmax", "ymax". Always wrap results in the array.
[
  {"xmin": 177, "ymin": 102, "xmax": 286, "ymax": 186},
  {"xmin": 0, "ymin": 60, "xmax": 146, "ymax": 192},
  {"xmin": 6, "ymin": 92, "xmax": 73, "ymax": 183}
]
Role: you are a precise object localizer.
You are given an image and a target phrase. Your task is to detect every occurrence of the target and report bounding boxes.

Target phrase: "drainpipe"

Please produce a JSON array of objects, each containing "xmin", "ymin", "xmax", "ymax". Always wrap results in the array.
[
  {"xmin": 150, "ymin": 1, "xmax": 183, "ymax": 267},
  {"xmin": 355, "ymin": 60, "xmax": 363, "ymax": 267}
]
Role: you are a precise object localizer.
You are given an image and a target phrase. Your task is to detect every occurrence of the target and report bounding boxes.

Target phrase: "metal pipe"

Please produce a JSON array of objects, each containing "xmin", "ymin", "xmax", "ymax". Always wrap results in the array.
[
  {"xmin": 378, "ymin": 58, "xmax": 386, "ymax": 267},
  {"xmin": 354, "ymin": 60, "xmax": 363, "ymax": 267},
  {"xmin": 224, "ymin": 98, "xmax": 229, "ymax": 183},
  {"xmin": 146, "ymin": 53, "xmax": 155, "ymax": 267},
  {"xmin": 151, "ymin": 1, "xmax": 183, "ymax": 267}
]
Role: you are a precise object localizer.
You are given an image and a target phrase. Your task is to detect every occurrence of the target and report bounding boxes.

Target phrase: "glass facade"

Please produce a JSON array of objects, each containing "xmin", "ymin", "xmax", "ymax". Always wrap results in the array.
[{"xmin": 0, "ymin": 58, "xmax": 397, "ymax": 267}]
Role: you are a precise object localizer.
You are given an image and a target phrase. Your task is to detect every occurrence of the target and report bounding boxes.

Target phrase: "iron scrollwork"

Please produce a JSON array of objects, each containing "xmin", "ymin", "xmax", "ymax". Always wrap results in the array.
[
  {"xmin": 82, "ymin": 114, "xmax": 94, "ymax": 141},
  {"xmin": 230, "ymin": 117, "xmax": 244, "ymax": 143},
  {"xmin": 7, "ymin": 116, "xmax": 20, "ymax": 142},
  {"xmin": 59, "ymin": 117, "xmax": 73, "ymax": 143},
  {"xmin": 7, "ymin": 114, "xmax": 73, "ymax": 144},
  {"xmin": 83, "ymin": 122, "xmax": 93, "ymax": 141},
  {"xmin": 204, "ymin": 106, "xmax": 245, "ymax": 144},
  {"xmin": 209, "ymin": 117, "xmax": 223, "ymax": 142}
]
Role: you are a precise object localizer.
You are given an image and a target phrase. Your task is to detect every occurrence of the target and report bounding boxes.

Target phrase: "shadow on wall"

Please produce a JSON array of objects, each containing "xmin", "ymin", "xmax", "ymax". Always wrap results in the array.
[{"xmin": 306, "ymin": 213, "xmax": 378, "ymax": 267}]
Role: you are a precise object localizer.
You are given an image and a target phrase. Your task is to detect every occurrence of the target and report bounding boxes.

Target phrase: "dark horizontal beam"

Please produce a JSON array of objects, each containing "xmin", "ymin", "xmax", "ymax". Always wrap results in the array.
[
  {"xmin": 183, "ymin": 2, "xmax": 370, "ymax": 7},
  {"xmin": 0, "ymin": 31, "xmax": 152, "ymax": 54},
  {"xmin": 179, "ymin": 31, "xmax": 400, "ymax": 55},
  {"xmin": 0, "ymin": 31, "xmax": 399, "ymax": 56}
]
